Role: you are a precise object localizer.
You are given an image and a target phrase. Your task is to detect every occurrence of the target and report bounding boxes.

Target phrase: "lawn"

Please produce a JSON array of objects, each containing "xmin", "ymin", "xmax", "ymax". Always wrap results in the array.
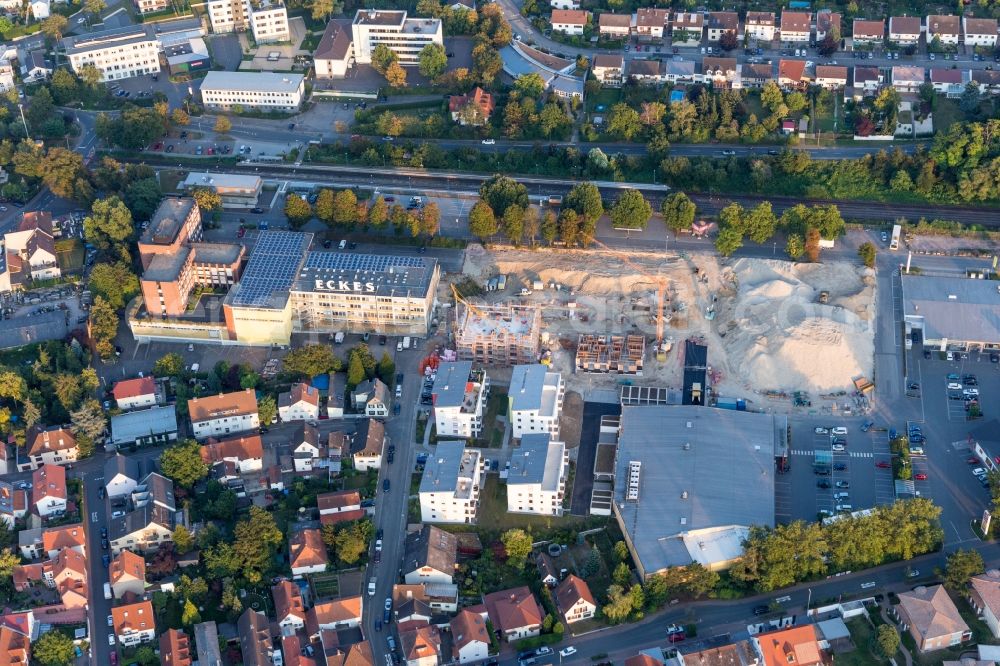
[
  {"xmin": 474, "ymin": 476, "xmax": 592, "ymax": 537},
  {"xmin": 311, "ymin": 572, "xmax": 339, "ymax": 598},
  {"xmin": 159, "ymin": 169, "xmax": 185, "ymax": 194},
  {"xmin": 475, "ymin": 390, "xmax": 508, "ymax": 449},
  {"xmin": 839, "ymin": 617, "xmax": 884, "ymax": 666},
  {"xmin": 931, "ymin": 96, "xmax": 965, "ymax": 135},
  {"xmin": 586, "ymin": 87, "xmax": 622, "ymax": 114},
  {"xmin": 55, "ymin": 239, "xmax": 84, "ymax": 274}
]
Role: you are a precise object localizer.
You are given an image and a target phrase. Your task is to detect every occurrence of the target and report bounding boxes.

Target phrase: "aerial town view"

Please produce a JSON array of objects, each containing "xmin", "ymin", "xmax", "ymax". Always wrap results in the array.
[{"xmin": 1, "ymin": 0, "xmax": 1000, "ymax": 661}]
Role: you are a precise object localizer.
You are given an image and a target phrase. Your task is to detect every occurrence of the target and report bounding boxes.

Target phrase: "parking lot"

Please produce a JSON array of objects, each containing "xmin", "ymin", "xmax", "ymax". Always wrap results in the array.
[{"xmin": 779, "ymin": 419, "xmax": 898, "ymax": 524}]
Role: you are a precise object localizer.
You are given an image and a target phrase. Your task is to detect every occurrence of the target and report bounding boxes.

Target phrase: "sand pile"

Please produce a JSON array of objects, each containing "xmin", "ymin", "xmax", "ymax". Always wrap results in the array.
[{"xmin": 714, "ymin": 258, "xmax": 874, "ymax": 393}]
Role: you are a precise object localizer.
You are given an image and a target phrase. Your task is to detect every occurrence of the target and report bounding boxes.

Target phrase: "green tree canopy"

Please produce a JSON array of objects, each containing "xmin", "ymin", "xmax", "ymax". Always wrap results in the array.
[
  {"xmin": 468, "ymin": 201, "xmax": 498, "ymax": 240},
  {"xmin": 284, "ymin": 344, "xmax": 342, "ymax": 377},
  {"xmin": 564, "ymin": 182, "xmax": 604, "ymax": 228},
  {"xmin": 661, "ymin": 192, "xmax": 696, "ymax": 234},
  {"xmin": 943, "ymin": 548, "xmax": 984, "ymax": 591},
  {"xmin": 84, "ymin": 196, "xmax": 133, "ymax": 250},
  {"xmin": 31, "ymin": 630, "xmax": 74, "ymax": 666},
  {"xmin": 609, "ymin": 190, "xmax": 651, "ymax": 230},
  {"xmin": 285, "ymin": 194, "xmax": 313, "ymax": 226},
  {"xmin": 159, "ymin": 439, "xmax": 209, "ymax": 488},
  {"xmin": 479, "ymin": 174, "xmax": 528, "ymax": 217},
  {"xmin": 88, "ymin": 262, "xmax": 139, "ymax": 310},
  {"xmin": 858, "ymin": 241, "xmax": 877, "ymax": 268},
  {"xmin": 418, "ymin": 43, "xmax": 448, "ymax": 78},
  {"xmin": 500, "ymin": 528, "xmax": 532, "ymax": 568}
]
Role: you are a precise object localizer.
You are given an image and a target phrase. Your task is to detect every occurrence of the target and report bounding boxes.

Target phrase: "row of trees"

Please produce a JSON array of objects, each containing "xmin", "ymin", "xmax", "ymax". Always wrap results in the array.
[
  {"xmin": 714, "ymin": 201, "xmax": 846, "ymax": 260},
  {"xmin": 731, "ymin": 498, "xmax": 943, "ymax": 591},
  {"xmin": 284, "ymin": 190, "xmax": 442, "ymax": 238}
]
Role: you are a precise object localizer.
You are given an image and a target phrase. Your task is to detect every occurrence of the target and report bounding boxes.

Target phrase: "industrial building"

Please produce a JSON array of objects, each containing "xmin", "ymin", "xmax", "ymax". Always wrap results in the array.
[
  {"xmin": 180, "ymin": 173, "xmax": 262, "ymax": 208},
  {"xmin": 902, "ymin": 273, "xmax": 1000, "ymax": 352},
  {"xmin": 419, "ymin": 441, "xmax": 484, "ymax": 524},
  {"xmin": 130, "ymin": 231, "xmax": 440, "ymax": 346},
  {"xmin": 612, "ymin": 405, "xmax": 786, "ymax": 578},
  {"xmin": 576, "ymin": 334, "xmax": 645, "ymax": 374},
  {"xmin": 200, "ymin": 71, "xmax": 304, "ymax": 113},
  {"xmin": 351, "ymin": 9, "xmax": 443, "ymax": 66},
  {"xmin": 455, "ymin": 303, "xmax": 540, "ymax": 366}
]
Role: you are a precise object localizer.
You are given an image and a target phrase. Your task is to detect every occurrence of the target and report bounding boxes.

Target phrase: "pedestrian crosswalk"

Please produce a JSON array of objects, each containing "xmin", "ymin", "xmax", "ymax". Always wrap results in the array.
[{"xmin": 790, "ymin": 450, "xmax": 874, "ymax": 458}]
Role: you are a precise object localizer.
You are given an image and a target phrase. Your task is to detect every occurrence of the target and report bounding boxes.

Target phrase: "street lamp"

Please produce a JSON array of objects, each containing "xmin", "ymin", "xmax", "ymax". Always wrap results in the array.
[{"xmin": 17, "ymin": 103, "xmax": 29, "ymax": 140}]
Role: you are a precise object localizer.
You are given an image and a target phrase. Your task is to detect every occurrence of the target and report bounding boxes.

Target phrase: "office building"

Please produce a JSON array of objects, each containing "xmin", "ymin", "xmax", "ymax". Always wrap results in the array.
[
  {"xmin": 63, "ymin": 25, "xmax": 160, "ymax": 81},
  {"xmin": 351, "ymin": 9, "xmax": 443, "ymax": 66},
  {"xmin": 200, "ymin": 71, "xmax": 304, "ymax": 112},
  {"xmin": 207, "ymin": 0, "xmax": 289, "ymax": 42}
]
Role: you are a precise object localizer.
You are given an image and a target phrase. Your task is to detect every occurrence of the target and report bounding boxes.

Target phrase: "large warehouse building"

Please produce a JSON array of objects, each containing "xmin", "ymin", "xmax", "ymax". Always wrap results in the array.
[
  {"xmin": 612, "ymin": 405, "xmax": 786, "ymax": 579},
  {"xmin": 902, "ymin": 273, "xmax": 1000, "ymax": 353},
  {"xmin": 130, "ymin": 231, "xmax": 440, "ymax": 346}
]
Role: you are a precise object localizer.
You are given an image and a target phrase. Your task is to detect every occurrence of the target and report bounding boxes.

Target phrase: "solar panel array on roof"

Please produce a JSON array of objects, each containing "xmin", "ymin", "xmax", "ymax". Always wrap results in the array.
[
  {"xmin": 230, "ymin": 231, "xmax": 312, "ymax": 307},
  {"xmin": 304, "ymin": 252, "xmax": 425, "ymax": 271}
]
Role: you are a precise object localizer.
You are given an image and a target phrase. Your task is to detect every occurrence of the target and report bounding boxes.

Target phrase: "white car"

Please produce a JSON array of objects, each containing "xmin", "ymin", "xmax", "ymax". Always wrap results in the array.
[
  {"xmin": 973, "ymin": 468, "xmax": 987, "ymax": 477},
  {"xmin": 814, "ymin": 427, "xmax": 829, "ymax": 434},
  {"xmin": 107, "ymin": 615, "xmax": 113, "ymax": 627},
  {"xmin": 481, "ymin": 139, "xmax": 496, "ymax": 145},
  {"xmin": 831, "ymin": 427, "xmax": 848, "ymax": 435},
  {"xmin": 909, "ymin": 447, "xmax": 924, "ymax": 455},
  {"xmin": 947, "ymin": 382, "xmax": 962, "ymax": 390},
  {"xmin": 560, "ymin": 647, "xmax": 577, "ymax": 658},
  {"xmin": 964, "ymin": 388, "xmax": 980, "ymax": 396},
  {"xmin": 375, "ymin": 539, "xmax": 383, "ymax": 552},
  {"xmin": 108, "ymin": 634, "xmax": 115, "ymax": 646},
  {"xmin": 831, "ymin": 444, "xmax": 846, "ymax": 452}
]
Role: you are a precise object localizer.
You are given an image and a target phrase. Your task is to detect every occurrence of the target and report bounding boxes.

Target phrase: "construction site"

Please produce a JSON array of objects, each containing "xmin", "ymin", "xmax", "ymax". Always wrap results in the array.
[{"xmin": 455, "ymin": 244, "xmax": 876, "ymax": 411}]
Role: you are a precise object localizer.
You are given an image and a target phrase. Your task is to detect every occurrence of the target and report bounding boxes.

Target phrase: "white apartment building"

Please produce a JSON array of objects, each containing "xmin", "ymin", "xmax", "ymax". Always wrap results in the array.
[
  {"xmin": 419, "ymin": 441, "xmax": 483, "ymax": 524},
  {"xmin": 0, "ymin": 61, "xmax": 14, "ymax": 92},
  {"xmin": 432, "ymin": 362, "xmax": 489, "ymax": 439},
  {"xmin": 351, "ymin": 9, "xmax": 443, "ymax": 66},
  {"xmin": 63, "ymin": 25, "xmax": 161, "ymax": 82},
  {"xmin": 207, "ymin": 0, "xmax": 289, "ymax": 43},
  {"xmin": 506, "ymin": 434, "xmax": 567, "ymax": 516},
  {"xmin": 200, "ymin": 71, "xmax": 304, "ymax": 112},
  {"xmin": 188, "ymin": 389, "xmax": 260, "ymax": 440},
  {"xmin": 744, "ymin": 11, "xmax": 776, "ymax": 41},
  {"xmin": 509, "ymin": 364, "xmax": 564, "ymax": 439}
]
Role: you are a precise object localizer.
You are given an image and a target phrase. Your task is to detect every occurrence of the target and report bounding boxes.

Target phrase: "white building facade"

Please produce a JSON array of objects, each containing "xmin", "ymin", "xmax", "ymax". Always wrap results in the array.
[
  {"xmin": 419, "ymin": 442, "xmax": 483, "ymax": 524},
  {"xmin": 206, "ymin": 0, "xmax": 289, "ymax": 42},
  {"xmin": 200, "ymin": 71, "xmax": 304, "ymax": 112},
  {"xmin": 63, "ymin": 26, "xmax": 161, "ymax": 82},
  {"xmin": 506, "ymin": 435, "xmax": 567, "ymax": 516},
  {"xmin": 509, "ymin": 365, "xmax": 564, "ymax": 440},
  {"xmin": 432, "ymin": 362, "xmax": 489, "ymax": 439},
  {"xmin": 351, "ymin": 9, "xmax": 443, "ymax": 66}
]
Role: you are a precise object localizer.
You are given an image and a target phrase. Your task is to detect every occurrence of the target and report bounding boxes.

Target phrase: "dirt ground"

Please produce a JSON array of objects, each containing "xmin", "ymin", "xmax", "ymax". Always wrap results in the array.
[{"xmin": 457, "ymin": 245, "xmax": 876, "ymax": 411}]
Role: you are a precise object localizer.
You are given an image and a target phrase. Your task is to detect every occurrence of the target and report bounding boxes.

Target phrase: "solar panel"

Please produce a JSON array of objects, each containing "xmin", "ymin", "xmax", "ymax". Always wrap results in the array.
[
  {"xmin": 304, "ymin": 252, "xmax": 425, "ymax": 271},
  {"xmin": 230, "ymin": 231, "xmax": 312, "ymax": 307}
]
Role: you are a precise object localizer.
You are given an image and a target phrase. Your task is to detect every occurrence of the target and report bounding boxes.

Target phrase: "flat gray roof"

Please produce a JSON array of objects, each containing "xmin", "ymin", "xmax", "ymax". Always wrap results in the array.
[
  {"xmin": 432, "ymin": 361, "xmax": 473, "ymax": 409},
  {"xmin": 227, "ymin": 231, "xmax": 312, "ymax": 309},
  {"xmin": 63, "ymin": 25, "xmax": 158, "ymax": 55},
  {"xmin": 509, "ymin": 364, "xmax": 547, "ymax": 412},
  {"xmin": 142, "ymin": 197, "xmax": 196, "ymax": 245},
  {"xmin": 353, "ymin": 8, "xmax": 406, "ymax": 25},
  {"xmin": 508, "ymin": 434, "xmax": 564, "ymax": 491},
  {"xmin": 293, "ymin": 251, "xmax": 437, "ymax": 298},
  {"xmin": 419, "ymin": 441, "xmax": 480, "ymax": 498},
  {"xmin": 201, "ymin": 71, "xmax": 304, "ymax": 93},
  {"xmin": 110, "ymin": 405, "xmax": 178, "ymax": 445},
  {"xmin": 902, "ymin": 274, "xmax": 1000, "ymax": 343},
  {"xmin": 614, "ymin": 405, "xmax": 778, "ymax": 573},
  {"xmin": 143, "ymin": 245, "xmax": 192, "ymax": 282}
]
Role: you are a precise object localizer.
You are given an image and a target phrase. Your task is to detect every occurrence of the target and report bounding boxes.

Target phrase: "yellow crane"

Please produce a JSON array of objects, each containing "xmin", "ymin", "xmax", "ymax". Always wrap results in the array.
[
  {"xmin": 451, "ymin": 282, "xmax": 485, "ymax": 319},
  {"xmin": 591, "ymin": 239, "xmax": 671, "ymax": 361}
]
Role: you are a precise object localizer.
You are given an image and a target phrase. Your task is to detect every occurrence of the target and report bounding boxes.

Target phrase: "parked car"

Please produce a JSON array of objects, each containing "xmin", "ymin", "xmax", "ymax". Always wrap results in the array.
[
  {"xmin": 914, "ymin": 473, "xmax": 928, "ymax": 480},
  {"xmin": 875, "ymin": 461, "xmax": 891, "ymax": 469},
  {"xmin": 383, "ymin": 479, "xmax": 390, "ymax": 493},
  {"xmin": 831, "ymin": 427, "xmax": 848, "ymax": 435}
]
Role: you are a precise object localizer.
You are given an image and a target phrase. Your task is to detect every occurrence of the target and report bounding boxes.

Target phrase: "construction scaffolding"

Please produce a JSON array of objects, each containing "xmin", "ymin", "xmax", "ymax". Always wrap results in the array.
[
  {"xmin": 455, "ymin": 302, "xmax": 541, "ymax": 367},
  {"xmin": 575, "ymin": 334, "xmax": 645, "ymax": 374}
]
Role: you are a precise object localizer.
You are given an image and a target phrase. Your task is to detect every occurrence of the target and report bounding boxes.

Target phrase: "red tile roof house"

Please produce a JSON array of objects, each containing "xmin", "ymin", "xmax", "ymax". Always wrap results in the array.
[
  {"xmin": 671, "ymin": 12, "xmax": 704, "ymax": 45},
  {"xmin": 273, "ymin": 580, "xmax": 307, "ymax": 635},
  {"xmin": 889, "ymin": 16, "xmax": 922, "ymax": 45},
  {"xmin": 112, "ymin": 600, "xmax": 156, "ymax": 647},
  {"xmin": 895, "ymin": 585, "xmax": 972, "ymax": 653},
  {"xmin": 18, "ymin": 426, "xmax": 78, "ymax": 472},
  {"xmin": 777, "ymin": 59, "xmax": 809, "ymax": 89},
  {"xmin": 963, "ymin": 17, "xmax": 998, "ymax": 47},
  {"xmin": 451, "ymin": 609, "xmax": 490, "ymax": 664},
  {"xmin": 400, "ymin": 622, "xmax": 442, "ymax": 666},
  {"xmin": 188, "ymin": 389, "xmax": 260, "ymax": 440},
  {"xmin": 449, "ymin": 87, "xmax": 495, "ymax": 126},
  {"xmin": 745, "ymin": 11, "xmax": 775, "ymax": 41},
  {"xmin": 278, "ymin": 383, "xmax": 321, "ymax": 423},
  {"xmin": 930, "ymin": 68, "xmax": 968, "ymax": 96},
  {"xmin": 591, "ymin": 54, "xmax": 624, "ymax": 86},
  {"xmin": 550, "ymin": 9, "xmax": 589, "ymax": 36},
  {"xmin": 113, "ymin": 376, "xmax": 157, "ymax": 411},
  {"xmin": 555, "ymin": 574, "xmax": 597, "ymax": 624},
  {"xmin": 852, "ymin": 19, "xmax": 885, "ymax": 44},
  {"xmin": 484, "ymin": 587, "xmax": 543, "ymax": 642},
  {"xmin": 815, "ymin": 11, "xmax": 841, "ymax": 40},
  {"xmin": 305, "ymin": 596, "xmax": 363, "ymax": 639},
  {"xmin": 926, "ymin": 14, "xmax": 960, "ymax": 46},
  {"xmin": 317, "ymin": 489, "xmax": 364, "ymax": 526},
  {"xmin": 32, "ymin": 464, "xmax": 67, "ymax": 518},
  {"xmin": 598, "ymin": 12, "xmax": 632, "ymax": 39},
  {"xmin": 969, "ymin": 571, "xmax": 1000, "ymax": 639},
  {"xmin": 160, "ymin": 628, "xmax": 192, "ymax": 666},
  {"xmin": 109, "ymin": 549, "xmax": 146, "ymax": 599},
  {"xmin": 290, "ymin": 528, "xmax": 328, "ymax": 578},
  {"xmin": 634, "ymin": 8, "xmax": 668, "ymax": 39},
  {"xmin": 706, "ymin": 12, "xmax": 739, "ymax": 43},
  {"xmin": 780, "ymin": 11, "xmax": 812, "ymax": 43},
  {"xmin": 200, "ymin": 434, "xmax": 264, "ymax": 475},
  {"xmin": 815, "ymin": 65, "xmax": 848, "ymax": 89}
]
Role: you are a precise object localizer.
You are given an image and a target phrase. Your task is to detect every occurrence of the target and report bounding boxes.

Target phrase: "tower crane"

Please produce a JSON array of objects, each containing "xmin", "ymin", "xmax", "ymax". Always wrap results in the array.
[{"xmin": 591, "ymin": 239, "xmax": 672, "ymax": 361}]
